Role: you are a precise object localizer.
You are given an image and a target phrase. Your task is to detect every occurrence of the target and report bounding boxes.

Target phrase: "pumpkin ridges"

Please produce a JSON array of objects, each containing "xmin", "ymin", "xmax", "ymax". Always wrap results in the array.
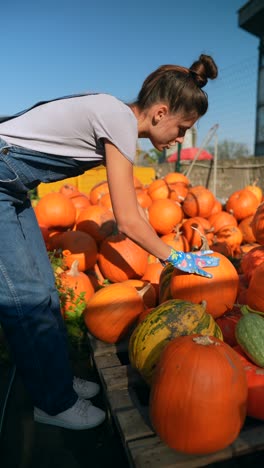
[
  {"xmin": 84, "ymin": 282, "xmax": 147, "ymax": 343},
  {"xmin": 150, "ymin": 334, "xmax": 247, "ymax": 454},
  {"xmin": 98, "ymin": 232, "xmax": 148, "ymax": 282}
]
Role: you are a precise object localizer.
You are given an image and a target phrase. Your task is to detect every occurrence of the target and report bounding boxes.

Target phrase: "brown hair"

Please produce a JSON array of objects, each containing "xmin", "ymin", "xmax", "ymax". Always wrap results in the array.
[{"xmin": 135, "ymin": 54, "xmax": 218, "ymax": 117}]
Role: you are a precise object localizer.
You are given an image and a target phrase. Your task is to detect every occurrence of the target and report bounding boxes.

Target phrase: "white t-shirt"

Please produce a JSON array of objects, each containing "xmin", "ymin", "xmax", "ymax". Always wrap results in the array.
[{"xmin": 0, "ymin": 93, "xmax": 138, "ymax": 164}]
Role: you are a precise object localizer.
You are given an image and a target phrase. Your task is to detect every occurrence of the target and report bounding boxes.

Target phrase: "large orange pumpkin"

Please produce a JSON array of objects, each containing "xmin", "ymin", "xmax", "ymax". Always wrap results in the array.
[
  {"xmin": 84, "ymin": 282, "xmax": 147, "ymax": 343},
  {"xmin": 98, "ymin": 232, "xmax": 148, "ymax": 282},
  {"xmin": 170, "ymin": 252, "xmax": 239, "ymax": 318},
  {"xmin": 150, "ymin": 334, "xmax": 247, "ymax": 455}
]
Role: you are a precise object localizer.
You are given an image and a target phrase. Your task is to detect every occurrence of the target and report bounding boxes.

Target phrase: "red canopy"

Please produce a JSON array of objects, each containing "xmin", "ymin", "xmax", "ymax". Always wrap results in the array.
[{"xmin": 167, "ymin": 147, "xmax": 213, "ymax": 162}]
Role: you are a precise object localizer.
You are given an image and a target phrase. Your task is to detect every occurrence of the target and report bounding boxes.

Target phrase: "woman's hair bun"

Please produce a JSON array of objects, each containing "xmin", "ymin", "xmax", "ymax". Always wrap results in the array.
[{"xmin": 189, "ymin": 54, "xmax": 218, "ymax": 88}]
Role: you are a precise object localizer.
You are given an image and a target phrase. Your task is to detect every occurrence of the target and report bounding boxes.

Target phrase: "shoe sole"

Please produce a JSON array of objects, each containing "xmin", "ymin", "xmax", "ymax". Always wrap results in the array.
[{"xmin": 34, "ymin": 413, "xmax": 105, "ymax": 430}]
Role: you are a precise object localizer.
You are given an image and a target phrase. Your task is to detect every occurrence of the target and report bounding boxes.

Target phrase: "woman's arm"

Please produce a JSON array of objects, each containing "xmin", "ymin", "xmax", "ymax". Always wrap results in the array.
[{"xmin": 104, "ymin": 140, "xmax": 171, "ymax": 261}]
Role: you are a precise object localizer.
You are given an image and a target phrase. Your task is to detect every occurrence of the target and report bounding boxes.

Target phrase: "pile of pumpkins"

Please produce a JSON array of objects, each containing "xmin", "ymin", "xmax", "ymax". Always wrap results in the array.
[{"xmin": 34, "ymin": 172, "xmax": 264, "ymax": 455}]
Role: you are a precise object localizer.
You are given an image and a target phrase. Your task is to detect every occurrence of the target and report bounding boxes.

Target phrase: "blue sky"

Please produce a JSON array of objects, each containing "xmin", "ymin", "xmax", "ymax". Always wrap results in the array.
[{"xmin": 0, "ymin": 0, "xmax": 260, "ymax": 152}]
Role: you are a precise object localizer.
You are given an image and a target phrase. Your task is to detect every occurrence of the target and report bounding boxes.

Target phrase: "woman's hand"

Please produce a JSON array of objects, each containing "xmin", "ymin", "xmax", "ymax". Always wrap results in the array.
[{"xmin": 165, "ymin": 248, "xmax": 220, "ymax": 279}]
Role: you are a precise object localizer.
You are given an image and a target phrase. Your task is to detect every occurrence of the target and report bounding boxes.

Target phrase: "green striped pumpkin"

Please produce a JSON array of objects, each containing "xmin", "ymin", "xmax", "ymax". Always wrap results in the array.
[
  {"xmin": 235, "ymin": 311, "xmax": 264, "ymax": 367},
  {"xmin": 129, "ymin": 298, "xmax": 223, "ymax": 385}
]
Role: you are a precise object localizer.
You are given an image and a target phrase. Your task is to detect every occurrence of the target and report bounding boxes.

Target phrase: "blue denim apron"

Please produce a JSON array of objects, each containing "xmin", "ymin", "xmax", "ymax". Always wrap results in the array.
[{"xmin": 0, "ymin": 94, "xmax": 101, "ymax": 414}]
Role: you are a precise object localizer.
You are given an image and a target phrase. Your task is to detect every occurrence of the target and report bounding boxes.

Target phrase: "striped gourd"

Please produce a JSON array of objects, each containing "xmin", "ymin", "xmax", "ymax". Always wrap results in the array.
[
  {"xmin": 128, "ymin": 298, "xmax": 223, "ymax": 385},
  {"xmin": 158, "ymin": 263, "xmax": 174, "ymax": 303},
  {"xmin": 235, "ymin": 311, "xmax": 264, "ymax": 367}
]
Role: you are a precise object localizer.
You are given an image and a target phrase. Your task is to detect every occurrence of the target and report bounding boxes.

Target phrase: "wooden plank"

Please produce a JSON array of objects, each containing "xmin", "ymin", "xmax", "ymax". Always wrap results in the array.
[
  {"xmin": 87, "ymin": 332, "xmax": 129, "ymax": 357},
  {"xmin": 129, "ymin": 423, "xmax": 264, "ymax": 468},
  {"xmin": 87, "ymin": 332, "xmax": 264, "ymax": 468}
]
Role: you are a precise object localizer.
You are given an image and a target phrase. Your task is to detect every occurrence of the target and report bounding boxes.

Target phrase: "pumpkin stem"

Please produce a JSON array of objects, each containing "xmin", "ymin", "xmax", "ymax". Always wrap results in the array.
[
  {"xmin": 191, "ymin": 226, "xmax": 210, "ymax": 251},
  {"xmin": 66, "ymin": 259, "xmax": 80, "ymax": 277},
  {"xmin": 239, "ymin": 304, "xmax": 264, "ymax": 317},
  {"xmin": 193, "ymin": 335, "xmax": 220, "ymax": 346},
  {"xmin": 137, "ymin": 282, "xmax": 152, "ymax": 298}
]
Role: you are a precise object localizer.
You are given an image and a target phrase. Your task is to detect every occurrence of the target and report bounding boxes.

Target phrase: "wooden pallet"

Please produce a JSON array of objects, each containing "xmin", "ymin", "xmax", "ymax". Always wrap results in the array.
[{"xmin": 87, "ymin": 333, "xmax": 264, "ymax": 468}]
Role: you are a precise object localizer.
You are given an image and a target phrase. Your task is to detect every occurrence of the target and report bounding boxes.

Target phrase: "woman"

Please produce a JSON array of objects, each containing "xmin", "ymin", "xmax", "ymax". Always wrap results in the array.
[{"xmin": 0, "ymin": 53, "xmax": 219, "ymax": 430}]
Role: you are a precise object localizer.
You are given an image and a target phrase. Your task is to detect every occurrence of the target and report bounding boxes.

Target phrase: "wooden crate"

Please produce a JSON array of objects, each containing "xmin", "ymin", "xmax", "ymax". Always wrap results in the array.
[{"xmin": 87, "ymin": 332, "xmax": 264, "ymax": 468}]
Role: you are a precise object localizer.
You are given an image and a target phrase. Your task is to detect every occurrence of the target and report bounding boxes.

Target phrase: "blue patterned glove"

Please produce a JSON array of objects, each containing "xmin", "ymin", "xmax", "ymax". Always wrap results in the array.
[{"xmin": 164, "ymin": 248, "xmax": 220, "ymax": 279}]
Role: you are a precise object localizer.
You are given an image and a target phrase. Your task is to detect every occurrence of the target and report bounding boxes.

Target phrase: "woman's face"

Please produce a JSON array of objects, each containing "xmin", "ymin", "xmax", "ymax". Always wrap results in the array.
[{"xmin": 140, "ymin": 104, "xmax": 198, "ymax": 152}]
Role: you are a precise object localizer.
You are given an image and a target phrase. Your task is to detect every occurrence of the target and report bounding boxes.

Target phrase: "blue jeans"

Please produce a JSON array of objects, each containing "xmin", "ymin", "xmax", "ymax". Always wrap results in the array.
[{"xmin": 0, "ymin": 138, "xmax": 97, "ymax": 415}]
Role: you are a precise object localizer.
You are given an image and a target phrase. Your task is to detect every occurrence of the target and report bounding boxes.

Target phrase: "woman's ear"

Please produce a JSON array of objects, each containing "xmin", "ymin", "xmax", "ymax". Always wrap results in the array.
[{"xmin": 153, "ymin": 104, "xmax": 169, "ymax": 125}]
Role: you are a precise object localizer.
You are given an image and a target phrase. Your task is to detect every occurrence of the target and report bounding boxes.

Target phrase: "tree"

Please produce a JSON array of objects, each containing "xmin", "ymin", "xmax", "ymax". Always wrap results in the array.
[{"xmin": 207, "ymin": 140, "xmax": 250, "ymax": 159}]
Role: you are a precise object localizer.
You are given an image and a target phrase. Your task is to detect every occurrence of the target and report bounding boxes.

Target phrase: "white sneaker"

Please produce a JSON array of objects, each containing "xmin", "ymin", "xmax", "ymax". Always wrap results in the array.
[
  {"xmin": 73, "ymin": 376, "xmax": 100, "ymax": 399},
  {"xmin": 34, "ymin": 398, "xmax": 106, "ymax": 430}
]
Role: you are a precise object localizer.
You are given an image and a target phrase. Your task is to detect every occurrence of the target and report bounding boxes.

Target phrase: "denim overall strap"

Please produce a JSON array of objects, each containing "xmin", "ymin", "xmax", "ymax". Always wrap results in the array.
[{"xmin": 0, "ymin": 92, "xmax": 98, "ymax": 123}]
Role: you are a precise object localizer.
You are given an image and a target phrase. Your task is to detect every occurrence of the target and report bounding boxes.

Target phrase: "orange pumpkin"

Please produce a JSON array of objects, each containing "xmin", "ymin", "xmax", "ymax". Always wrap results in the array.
[
  {"xmin": 181, "ymin": 216, "xmax": 213, "ymax": 250},
  {"xmin": 238, "ymin": 215, "xmax": 256, "ymax": 244},
  {"xmin": 141, "ymin": 260, "xmax": 164, "ymax": 301},
  {"xmin": 168, "ymin": 182, "xmax": 189, "ymax": 203},
  {"xmin": 240, "ymin": 245, "xmax": 264, "ymax": 283},
  {"xmin": 213, "ymin": 224, "xmax": 243, "ymax": 256},
  {"xmin": 234, "ymin": 345, "xmax": 264, "ymax": 420},
  {"xmin": 246, "ymin": 262, "xmax": 264, "ymax": 312},
  {"xmin": 225, "ymin": 189, "xmax": 259, "ymax": 221},
  {"xmin": 135, "ymin": 188, "xmax": 152, "ymax": 208},
  {"xmin": 163, "ymin": 171, "xmax": 190, "ymax": 186},
  {"xmin": 35, "ymin": 192, "xmax": 76, "ymax": 230},
  {"xmin": 148, "ymin": 198, "xmax": 183, "ymax": 235},
  {"xmin": 150, "ymin": 334, "xmax": 247, "ymax": 454},
  {"xmin": 89, "ymin": 180, "xmax": 109, "ymax": 205},
  {"xmin": 244, "ymin": 180, "xmax": 263, "ymax": 204},
  {"xmin": 98, "ymin": 232, "xmax": 148, "ymax": 282},
  {"xmin": 251, "ymin": 202, "xmax": 264, "ymax": 245},
  {"xmin": 210, "ymin": 198, "xmax": 223, "ymax": 215},
  {"xmin": 216, "ymin": 310, "xmax": 242, "ymax": 346},
  {"xmin": 147, "ymin": 179, "xmax": 169, "ymax": 200},
  {"xmin": 49, "ymin": 230, "xmax": 98, "ymax": 271},
  {"xmin": 122, "ymin": 279, "xmax": 157, "ymax": 308},
  {"xmin": 208, "ymin": 211, "xmax": 238, "ymax": 232},
  {"xmin": 170, "ymin": 252, "xmax": 239, "ymax": 318},
  {"xmin": 75, "ymin": 205, "xmax": 116, "ymax": 244},
  {"xmin": 182, "ymin": 185, "xmax": 215, "ymax": 218},
  {"xmin": 59, "ymin": 260, "xmax": 95, "ymax": 316},
  {"xmin": 84, "ymin": 282, "xmax": 147, "ymax": 343},
  {"xmin": 161, "ymin": 228, "xmax": 189, "ymax": 252},
  {"xmin": 59, "ymin": 183, "xmax": 80, "ymax": 198},
  {"xmin": 70, "ymin": 194, "xmax": 91, "ymax": 210}
]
